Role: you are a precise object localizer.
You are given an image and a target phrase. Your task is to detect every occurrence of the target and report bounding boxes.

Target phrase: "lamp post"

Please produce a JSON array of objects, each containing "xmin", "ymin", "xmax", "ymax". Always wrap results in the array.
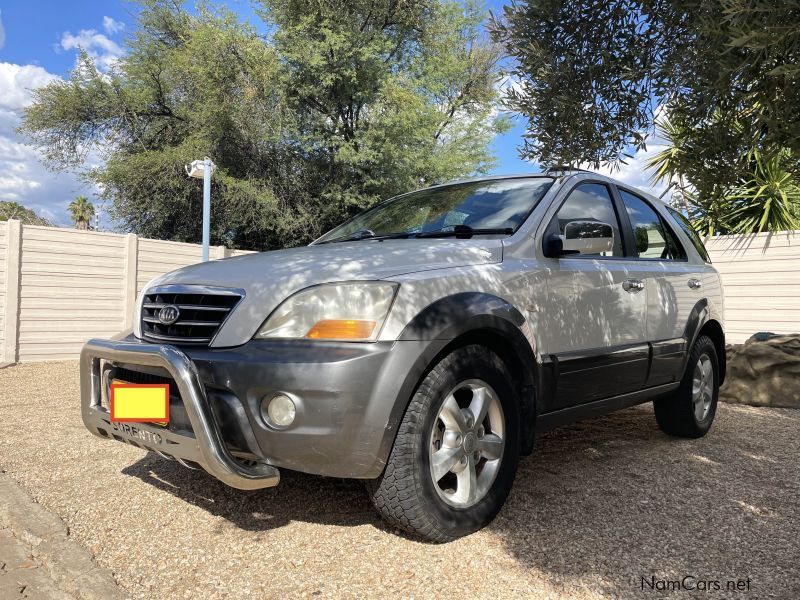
[{"xmin": 185, "ymin": 157, "xmax": 216, "ymax": 261}]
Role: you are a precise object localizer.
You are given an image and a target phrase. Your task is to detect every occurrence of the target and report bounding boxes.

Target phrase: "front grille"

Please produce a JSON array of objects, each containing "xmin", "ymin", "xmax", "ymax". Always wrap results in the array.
[
  {"xmin": 112, "ymin": 366, "xmax": 174, "ymax": 386},
  {"xmin": 140, "ymin": 286, "xmax": 243, "ymax": 345}
]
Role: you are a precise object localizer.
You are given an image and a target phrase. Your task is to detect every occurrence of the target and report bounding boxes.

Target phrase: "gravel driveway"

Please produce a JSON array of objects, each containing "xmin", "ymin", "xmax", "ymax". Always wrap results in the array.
[{"xmin": 1, "ymin": 362, "xmax": 798, "ymax": 599}]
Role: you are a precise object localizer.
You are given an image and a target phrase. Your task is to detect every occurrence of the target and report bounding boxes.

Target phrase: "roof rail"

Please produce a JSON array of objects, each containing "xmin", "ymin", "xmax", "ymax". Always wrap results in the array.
[{"xmin": 544, "ymin": 165, "xmax": 594, "ymax": 174}]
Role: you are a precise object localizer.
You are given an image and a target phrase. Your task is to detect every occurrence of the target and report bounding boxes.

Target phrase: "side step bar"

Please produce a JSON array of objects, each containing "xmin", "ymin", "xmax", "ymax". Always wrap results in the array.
[{"xmin": 80, "ymin": 338, "xmax": 280, "ymax": 490}]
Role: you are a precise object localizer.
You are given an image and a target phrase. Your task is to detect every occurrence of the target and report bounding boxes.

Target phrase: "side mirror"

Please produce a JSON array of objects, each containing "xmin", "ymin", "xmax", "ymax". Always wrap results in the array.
[{"xmin": 544, "ymin": 220, "xmax": 614, "ymax": 258}]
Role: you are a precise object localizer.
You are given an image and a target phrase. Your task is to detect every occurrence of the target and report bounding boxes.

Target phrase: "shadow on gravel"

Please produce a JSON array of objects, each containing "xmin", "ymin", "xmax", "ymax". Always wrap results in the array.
[
  {"xmin": 122, "ymin": 404, "xmax": 800, "ymax": 597},
  {"xmin": 486, "ymin": 404, "xmax": 800, "ymax": 598},
  {"xmin": 121, "ymin": 455, "xmax": 382, "ymax": 532}
]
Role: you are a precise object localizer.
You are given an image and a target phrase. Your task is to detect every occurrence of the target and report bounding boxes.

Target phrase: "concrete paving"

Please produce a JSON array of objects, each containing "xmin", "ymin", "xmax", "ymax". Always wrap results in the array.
[{"xmin": 0, "ymin": 474, "xmax": 125, "ymax": 600}]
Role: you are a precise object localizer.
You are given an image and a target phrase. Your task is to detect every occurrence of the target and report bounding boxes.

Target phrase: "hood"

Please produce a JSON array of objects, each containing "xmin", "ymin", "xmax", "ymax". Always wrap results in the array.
[{"xmin": 147, "ymin": 238, "xmax": 503, "ymax": 346}]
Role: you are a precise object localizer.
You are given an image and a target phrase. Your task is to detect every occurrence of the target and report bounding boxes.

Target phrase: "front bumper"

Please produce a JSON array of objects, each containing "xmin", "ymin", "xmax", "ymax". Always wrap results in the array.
[
  {"xmin": 81, "ymin": 338, "xmax": 280, "ymax": 490},
  {"xmin": 81, "ymin": 335, "xmax": 437, "ymax": 485}
]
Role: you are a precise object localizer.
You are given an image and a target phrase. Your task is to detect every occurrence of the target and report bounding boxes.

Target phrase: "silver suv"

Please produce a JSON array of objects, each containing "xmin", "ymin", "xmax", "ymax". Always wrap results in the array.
[{"xmin": 80, "ymin": 171, "xmax": 725, "ymax": 541}]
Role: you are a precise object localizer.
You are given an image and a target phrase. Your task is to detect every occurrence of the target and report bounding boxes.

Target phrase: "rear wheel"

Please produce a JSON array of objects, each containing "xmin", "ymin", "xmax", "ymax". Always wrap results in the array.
[
  {"xmin": 654, "ymin": 334, "xmax": 719, "ymax": 438},
  {"xmin": 367, "ymin": 345, "xmax": 520, "ymax": 542}
]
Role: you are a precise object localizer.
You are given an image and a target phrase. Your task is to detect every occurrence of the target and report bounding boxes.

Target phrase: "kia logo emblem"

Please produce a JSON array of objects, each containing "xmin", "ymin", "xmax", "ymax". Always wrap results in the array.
[{"xmin": 157, "ymin": 305, "xmax": 181, "ymax": 325}]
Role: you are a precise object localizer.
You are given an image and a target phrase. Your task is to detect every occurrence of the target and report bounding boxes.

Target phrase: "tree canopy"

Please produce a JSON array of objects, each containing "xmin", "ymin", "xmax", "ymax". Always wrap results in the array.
[
  {"xmin": 491, "ymin": 0, "xmax": 800, "ymax": 233},
  {"xmin": 0, "ymin": 202, "xmax": 52, "ymax": 226},
  {"xmin": 22, "ymin": 0, "xmax": 508, "ymax": 249},
  {"xmin": 68, "ymin": 195, "xmax": 96, "ymax": 230}
]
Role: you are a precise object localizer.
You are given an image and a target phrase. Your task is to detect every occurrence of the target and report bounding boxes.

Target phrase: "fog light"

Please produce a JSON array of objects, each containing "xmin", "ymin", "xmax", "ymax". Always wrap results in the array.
[{"xmin": 263, "ymin": 394, "xmax": 296, "ymax": 428}]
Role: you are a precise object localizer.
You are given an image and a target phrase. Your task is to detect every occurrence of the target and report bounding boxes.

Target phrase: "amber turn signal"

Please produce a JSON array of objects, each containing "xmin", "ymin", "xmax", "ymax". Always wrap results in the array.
[{"xmin": 305, "ymin": 319, "xmax": 377, "ymax": 340}]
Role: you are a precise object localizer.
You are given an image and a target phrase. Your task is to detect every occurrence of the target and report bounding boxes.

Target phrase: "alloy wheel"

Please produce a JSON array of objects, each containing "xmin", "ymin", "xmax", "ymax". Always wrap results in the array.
[
  {"xmin": 692, "ymin": 353, "xmax": 714, "ymax": 421},
  {"xmin": 428, "ymin": 379, "xmax": 505, "ymax": 508}
]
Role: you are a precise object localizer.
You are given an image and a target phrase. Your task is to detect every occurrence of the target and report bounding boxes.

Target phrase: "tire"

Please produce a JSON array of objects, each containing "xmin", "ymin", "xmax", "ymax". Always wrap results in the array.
[
  {"xmin": 654, "ymin": 334, "xmax": 719, "ymax": 438},
  {"xmin": 367, "ymin": 345, "xmax": 520, "ymax": 542}
]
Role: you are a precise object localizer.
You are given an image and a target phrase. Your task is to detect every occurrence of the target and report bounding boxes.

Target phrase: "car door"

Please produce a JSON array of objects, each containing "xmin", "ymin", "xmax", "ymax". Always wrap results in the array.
[
  {"xmin": 538, "ymin": 181, "xmax": 650, "ymax": 410},
  {"xmin": 616, "ymin": 187, "xmax": 704, "ymax": 387}
]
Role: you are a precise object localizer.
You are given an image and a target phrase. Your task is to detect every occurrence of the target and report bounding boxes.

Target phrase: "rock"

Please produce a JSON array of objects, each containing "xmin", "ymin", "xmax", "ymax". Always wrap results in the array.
[
  {"xmin": 725, "ymin": 343, "xmax": 742, "ymax": 368},
  {"xmin": 748, "ymin": 331, "xmax": 780, "ymax": 343},
  {"xmin": 720, "ymin": 334, "xmax": 800, "ymax": 408}
]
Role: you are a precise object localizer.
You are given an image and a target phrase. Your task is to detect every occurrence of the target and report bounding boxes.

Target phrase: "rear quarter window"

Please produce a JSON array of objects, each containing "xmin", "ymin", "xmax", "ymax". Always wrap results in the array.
[{"xmin": 666, "ymin": 207, "xmax": 711, "ymax": 263}]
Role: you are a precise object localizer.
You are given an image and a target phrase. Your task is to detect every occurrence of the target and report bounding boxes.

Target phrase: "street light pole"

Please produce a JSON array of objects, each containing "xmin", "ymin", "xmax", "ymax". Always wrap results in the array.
[
  {"xmin": 185, "ymin": 157, "xmax": 216, "ymax": 262},
  {"xmin": 201, "ymin": 157, "xmax": 212, "ymax": 262}
]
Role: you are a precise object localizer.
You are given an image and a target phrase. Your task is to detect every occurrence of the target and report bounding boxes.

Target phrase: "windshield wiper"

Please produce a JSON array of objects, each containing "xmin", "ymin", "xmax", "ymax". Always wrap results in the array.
[
  {"xmin": 318, "ymin": 224, "xmax": 513, "ymax": 244},
  {"xmin": 414, "ymin": 225, "xmax": 514, "ymax": 239},
  {"xmin": 317, "ymin": 229, "xmax": 413, "ymax": 244}
]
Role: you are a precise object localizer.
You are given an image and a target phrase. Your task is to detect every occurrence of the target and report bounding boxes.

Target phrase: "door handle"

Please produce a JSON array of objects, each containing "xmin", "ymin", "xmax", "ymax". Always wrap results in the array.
[
  {"xmin": 622, "ymin": 279, "xmax": 645, "ymax": 293},
  {"xmin": 687, "ymin": 278, "xmax": 702, "ymax": 289}
]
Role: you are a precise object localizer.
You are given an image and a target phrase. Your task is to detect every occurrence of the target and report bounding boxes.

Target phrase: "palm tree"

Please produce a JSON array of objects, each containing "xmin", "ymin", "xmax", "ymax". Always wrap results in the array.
[
  {"xmin": 646, "ymin": 117, "xmax": 695, "ymax": 213},
  {"xmin": 725, "ymin": 149, "xmax": 800, "ymax": 233},
  {"xmin": 646, "ymin": 115, "xmax": 800, "ymax": 235},
  {"xmin": 68, "ymin": 196, "xmax": 95, "ymax": 230}
]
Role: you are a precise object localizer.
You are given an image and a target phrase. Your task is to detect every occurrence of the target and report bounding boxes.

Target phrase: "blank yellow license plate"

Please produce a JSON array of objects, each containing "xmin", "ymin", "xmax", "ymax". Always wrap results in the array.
[{"xmin": 110, "ymin": 382, "xmax": 169, "ymax": 425}]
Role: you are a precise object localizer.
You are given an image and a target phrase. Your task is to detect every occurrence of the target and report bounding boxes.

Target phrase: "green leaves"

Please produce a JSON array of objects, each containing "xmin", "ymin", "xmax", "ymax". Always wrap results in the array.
[
  {"xmin": 724, "ymin": 150, "xmax": 800, "ymax": 234},
  {"xmin": 0, "ymin": 202, "xmax": 52, "ymax": 226},
  {"xmin": 20, "ymin": 0, "xmax": 505, "ymax": 250},
  {"xmin": 491, "ymin": 0, "xmax": 686, "ymax": 168},
  {"xmin": 491, "ymin": 0, "xmax": 800, "ymax": 200},
  {"xmin": 649, "ymin": 114, "xmax": 800, "ymax": 235},
  {"xmin": 68, "ymin": 195, "xmax": 95, "ymax": 229}
]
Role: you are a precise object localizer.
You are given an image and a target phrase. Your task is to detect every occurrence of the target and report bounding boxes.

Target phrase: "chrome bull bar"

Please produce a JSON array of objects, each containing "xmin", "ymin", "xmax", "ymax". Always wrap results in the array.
[{"xmin": 80, "ymin": 338, "xmax": 280, "ymax": 490}]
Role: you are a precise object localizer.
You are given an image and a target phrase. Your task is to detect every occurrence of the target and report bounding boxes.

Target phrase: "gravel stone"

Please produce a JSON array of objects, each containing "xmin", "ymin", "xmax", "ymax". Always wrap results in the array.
[{"xmin": 1, "ymin": 361, "xmax": 798, "ymax": 598}]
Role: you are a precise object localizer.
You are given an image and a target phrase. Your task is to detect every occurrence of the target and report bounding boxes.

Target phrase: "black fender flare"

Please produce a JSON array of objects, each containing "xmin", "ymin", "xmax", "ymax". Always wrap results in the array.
[
  {"xmin": 399, "ymin": 292, "xmax": 528, "ymax": 340},
  {"xmin": 378, "ymin": 293, "xmax": 539, "ymax": 458},
  {"xmin": 681, "ymin": 298, "xmax": 726, "ymax": 384}
]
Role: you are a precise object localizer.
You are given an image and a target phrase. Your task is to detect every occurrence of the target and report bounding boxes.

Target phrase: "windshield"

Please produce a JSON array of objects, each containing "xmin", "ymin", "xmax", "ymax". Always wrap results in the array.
[{"xmin": 315, "ymin": 178, "xmax": 554, "ymax": 243}]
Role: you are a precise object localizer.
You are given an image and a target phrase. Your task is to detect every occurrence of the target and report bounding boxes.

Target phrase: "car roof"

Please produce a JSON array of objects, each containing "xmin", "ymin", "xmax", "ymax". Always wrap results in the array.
[
  {"xmin": 436, "ymin": 170, "xmax": 668, "ymax": 205},
  {"xmin": 370, "ymin": 170, "xmax": 669, "ymax": 213}
]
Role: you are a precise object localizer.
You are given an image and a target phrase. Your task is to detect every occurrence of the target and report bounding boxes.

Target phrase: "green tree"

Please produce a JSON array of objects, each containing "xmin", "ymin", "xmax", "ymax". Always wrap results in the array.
[
  {"xmin": 68, "ymin": 195, "xmax": 95, "ymax": 230},
  {"xmin": 22, "ymin": 0, "xmax": 508, "ymax": 250},
  {"xmin": 647, "ymin": 115, "xmax": 800, "ymax": 235},
  {"xmin": 490, "ymin": 0, "xmax": 800, "ymax": 198},
  {"xmin": 724, "ymin": 150, "xmax": 800, "ymax": 234},
  {"xmin": 0, "ymin": 201, "xmax": 52, "ymax": 226}
]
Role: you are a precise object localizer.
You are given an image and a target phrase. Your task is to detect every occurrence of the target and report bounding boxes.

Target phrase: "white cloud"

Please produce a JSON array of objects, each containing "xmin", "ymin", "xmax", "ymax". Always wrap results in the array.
[
  {"xmin": 586, "ymin": 144, "xmax": 670, "ymax": 199},
  {"xmin": 498, "ymin": 75, "xmax": 524, "ymax": 98},
  {"xmin": 0, "ymin": 63, "xmax": 59, "ymax": 111},
  {"xmin": 490, "ymin": 75, "xmax": 524, "ymax": 120},
  {"xmin": 0, "ymin": 62, "xmax": 100, "ymax": 227},
  {"xmin": 103, "ymin": 16, "xmax": 125, "ymax": 35},
  {"xmin": 575, "ymin": 116, "xmax": 671, "ymax": 200},
  {"xmin": 60, "ymin": 28, "xmax": 124, "ymax": 71},
  {"xmin": 0, "ymin": 9, "xmax": 6, "ymax": 50},
  {"xmin": 580, "ymin": 103, "xmax": 675, "ymax": 199}
]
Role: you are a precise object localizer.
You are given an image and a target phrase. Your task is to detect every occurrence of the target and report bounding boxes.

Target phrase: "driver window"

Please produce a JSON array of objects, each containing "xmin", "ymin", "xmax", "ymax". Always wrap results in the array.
[{"xmin": 552, "ymin": 183, "xmax": 624, "ymax": 257}]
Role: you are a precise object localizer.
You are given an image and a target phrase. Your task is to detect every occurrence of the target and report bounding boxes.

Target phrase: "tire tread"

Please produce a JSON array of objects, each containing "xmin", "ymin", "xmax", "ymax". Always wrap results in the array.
[
  {"xmin": 367, "ymin": 345, "xmax": 516, "ymax": 542},
  {"xmin": 654, "ymin": 334, "xmax": 718, "ymax": 438}
]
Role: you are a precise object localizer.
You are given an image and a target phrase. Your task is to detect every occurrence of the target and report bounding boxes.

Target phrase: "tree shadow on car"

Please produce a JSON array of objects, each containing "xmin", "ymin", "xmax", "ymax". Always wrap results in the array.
[
  {"xmin": 485, "ymin": 403, "xmax": 800, "ymax": 598},
  {"xmin": 120, "ymin": 454, "xmax": 382, "ymax": 532}
]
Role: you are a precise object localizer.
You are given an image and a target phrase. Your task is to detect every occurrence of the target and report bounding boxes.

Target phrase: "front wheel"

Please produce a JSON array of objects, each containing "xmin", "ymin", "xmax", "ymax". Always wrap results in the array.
[
  {"xmin": 367, "ymin": 345, "xmax": 520, "ymax": 542},
  {"xmin": 654, "ymin": 334, "xmax": 719, "ymax": 438}
]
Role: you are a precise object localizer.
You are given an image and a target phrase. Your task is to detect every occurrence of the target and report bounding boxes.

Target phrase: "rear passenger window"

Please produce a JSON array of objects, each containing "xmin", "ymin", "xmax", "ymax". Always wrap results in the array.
[
  {"xmin": 553, "ymin": 183, "xmax": 624, "ymax": 257},
  {"xmin": 667, "ymin": 206, "xmax": 711, "ymax": 262},
  {"xmin": 619, "ymin": 190, "xmax": 686, "ymax": 260}
]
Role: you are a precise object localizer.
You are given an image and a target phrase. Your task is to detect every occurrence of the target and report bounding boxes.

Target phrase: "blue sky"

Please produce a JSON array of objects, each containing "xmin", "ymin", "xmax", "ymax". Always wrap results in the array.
[{"xmin": 0, "ymin": 1, "xmax": 659, "ymax": 228}]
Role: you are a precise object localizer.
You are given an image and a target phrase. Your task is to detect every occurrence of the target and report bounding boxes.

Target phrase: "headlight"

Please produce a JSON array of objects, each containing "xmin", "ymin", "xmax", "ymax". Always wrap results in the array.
[{"xmin": 255, "ymin": 282, "xmax": 398, "ymax": 341}]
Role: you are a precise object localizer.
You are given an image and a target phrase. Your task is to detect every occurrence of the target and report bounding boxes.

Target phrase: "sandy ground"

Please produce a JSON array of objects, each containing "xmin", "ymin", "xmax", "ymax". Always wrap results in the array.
[{"xmin": 1, "ymin": 361, "xmax": 798, "ymax": 599}]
